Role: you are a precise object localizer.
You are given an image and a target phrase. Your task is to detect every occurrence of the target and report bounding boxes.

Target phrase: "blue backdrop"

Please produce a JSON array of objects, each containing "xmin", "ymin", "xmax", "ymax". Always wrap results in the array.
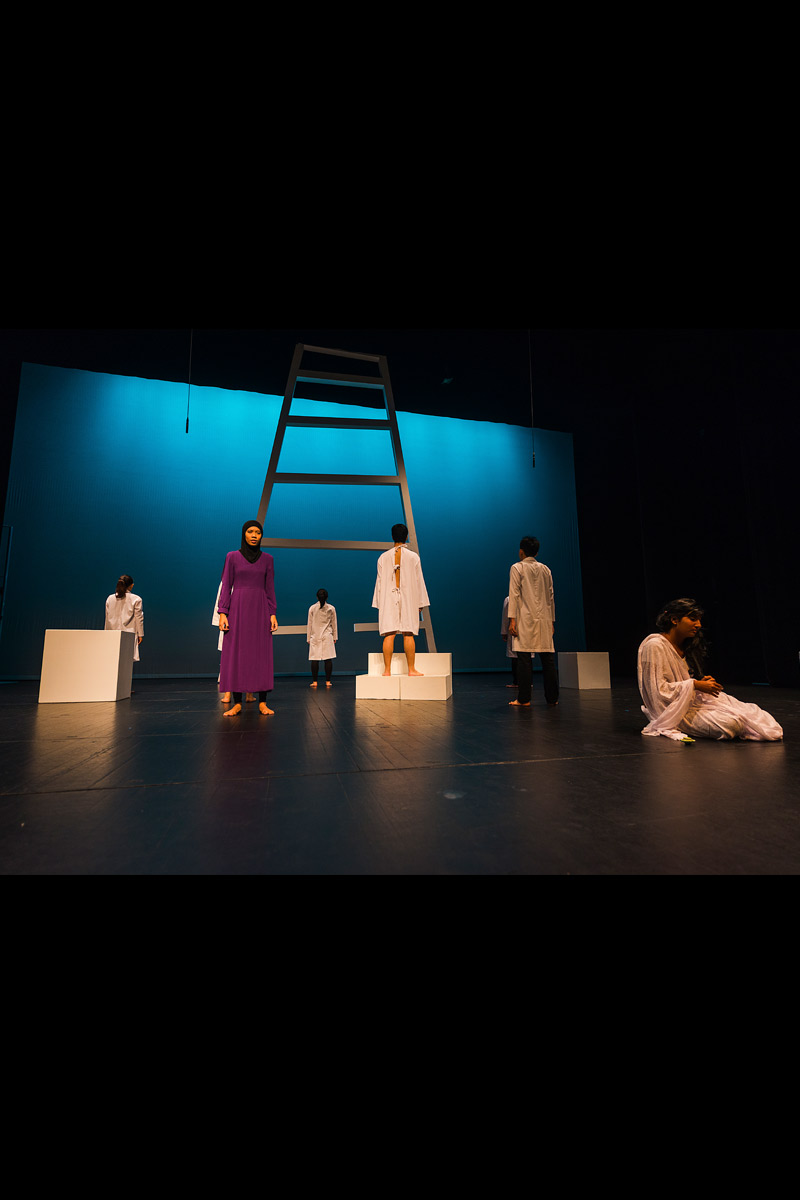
[{"xmin": 1, "ymin": 364, "xmax": 585, "ymax": 677}]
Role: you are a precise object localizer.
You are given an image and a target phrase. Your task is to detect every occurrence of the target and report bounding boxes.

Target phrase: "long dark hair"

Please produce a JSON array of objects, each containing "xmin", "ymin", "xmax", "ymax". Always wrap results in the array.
[
  {"xmin": 655, "ymin": 597, "xmax": 709, "ymax": 678},
  {"xmin": 317, "ymin": 588, "xmax": 328, "ymax": 608},
  {"xmin": 116, "ymin": 575, "xmax": 134, "ymax": 599}
]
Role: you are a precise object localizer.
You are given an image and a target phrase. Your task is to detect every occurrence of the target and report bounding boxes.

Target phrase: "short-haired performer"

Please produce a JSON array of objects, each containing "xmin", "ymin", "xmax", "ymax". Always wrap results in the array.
[
  {"xmin": 507, "ymin": 536, "xmax": 558, "ymax": 708},
  {"xmin": 372, "ymin": 523, "xmax": 430, "ymax": 678}
]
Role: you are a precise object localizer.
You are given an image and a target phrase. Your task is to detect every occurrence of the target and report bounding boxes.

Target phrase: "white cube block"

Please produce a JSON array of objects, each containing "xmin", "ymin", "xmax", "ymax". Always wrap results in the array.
[
  {"xmin": 38, "ymin": 630, "xmax": 136, "ymax": 703},
  {"xmin": 399, "ymin": 673, "xmax": 452, "ymax": 700},
  {"xmin": 357, "ymin": 651, "xmax": 453, "ymax": 700},
  {"xmin": 365, "ymin": 652, "xmax": 452, "ymax": 676},
  {"xmin": 557, "ymin": 651, "xmax": 611, "ymax": 689},
  {"xmin": 355, "ymin": 673, "xmax": 401, "ymax": 699}
]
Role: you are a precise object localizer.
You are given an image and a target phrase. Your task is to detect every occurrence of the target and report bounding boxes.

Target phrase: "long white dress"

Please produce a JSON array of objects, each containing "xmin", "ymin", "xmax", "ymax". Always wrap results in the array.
[
  {"xmin": 307, "ymin": 602, "xmax": 337, "ymax": 660},
  {"xmin": 105, "ymin": 592, "xmax": 144, "ymax": 661},
  {"xmin": 637, "ymin": 633, "xmax": 783, "ymax": 741},
  {"xmin": 508, "ymin": 558, "xmax": 555, "ymax": 653},
  {"xmin": 372, "ymin": 545, "xmax": 430, "ymax": 636}
]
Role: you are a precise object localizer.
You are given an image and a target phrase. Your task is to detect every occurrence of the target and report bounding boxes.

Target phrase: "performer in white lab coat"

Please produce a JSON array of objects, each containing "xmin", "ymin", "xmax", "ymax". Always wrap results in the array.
[
  {"xmin": 507, "ymin": 536, "xmax": 559, "ymax": 708},
  {"xmin": 501, "ymin": 595, "xmax": 519, "ymax": 688},
  {"xmin": 638, "ymin": 597, "xmax": 783, "ymax": 741},
  {"xmin": 372, "ymin": 523, "xmax": 430, "ymax": 677},
  {"xmin": 105, "ymin": 575, "xmax": 144, "ymax": 660},
  {"xmin": 307, "ymin": 588, "xmax": 337, "ymax": 688}
]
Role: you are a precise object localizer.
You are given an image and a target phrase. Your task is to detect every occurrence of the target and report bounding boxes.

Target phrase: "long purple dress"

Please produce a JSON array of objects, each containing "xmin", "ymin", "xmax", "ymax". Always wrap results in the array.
[{"xmin": 217, "ymin": 550, "xmax": 277, "ymax": 693}]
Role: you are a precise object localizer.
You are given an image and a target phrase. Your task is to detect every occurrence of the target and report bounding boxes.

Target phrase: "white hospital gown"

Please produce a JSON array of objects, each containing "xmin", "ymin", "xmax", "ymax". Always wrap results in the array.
[
  {"xmin": 637, "ymin": 633, "xmax": 783, "ymax": 741},
  {"xmin": 307, "ymin": 602, "xmax": 337, "ymax": 660},
  {"xmin": 372, "ymin": 546, "xmax": 430, "ymax": 636},
  {"xmin": 105, "ymin": 592, "xmax": 144, "ymax": 661},
  {"xmin": 508, "ymin": 558, "xmax": 555, "ymax": 653}
]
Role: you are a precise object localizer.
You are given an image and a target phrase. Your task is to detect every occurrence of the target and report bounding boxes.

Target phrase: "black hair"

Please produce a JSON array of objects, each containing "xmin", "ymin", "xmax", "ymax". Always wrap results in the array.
[
  {"xmin": 317, "ymin": 588, "xmax": 328, "ymax": 607},
  {"xmin": 655, "ymin": 598, "xmax": 708, "ymax": 678},
  {"xmin": 392, "ymin": 523, "xmax": 408, "ymax": 543},
  {"xmin": 520, "ymin": 536, "xmax": 540, "ymax": 558},
  {"xmin": 654, "ymin": 598, "xmax": 703, "ymax": 632},
  {"xmin": 116, "ymin": 575, "xmax": 134, "ymax": 599}
]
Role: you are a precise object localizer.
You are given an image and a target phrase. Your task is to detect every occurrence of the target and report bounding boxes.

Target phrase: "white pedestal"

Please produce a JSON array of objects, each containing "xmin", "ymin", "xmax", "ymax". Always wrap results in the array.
[
  {"xmin": 557, "ymin": 651, "xmax": 611, "ymax": 689},
  {"xmin": 355, "ymin": 652, "xmax": 453, "ymax": 700},
  {"xmin": 38, "ymin": 630, "xmax": 136, "ymax": 703}
]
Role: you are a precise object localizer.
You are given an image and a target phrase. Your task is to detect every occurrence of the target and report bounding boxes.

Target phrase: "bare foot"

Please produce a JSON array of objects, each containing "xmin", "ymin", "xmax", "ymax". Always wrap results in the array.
[
  {"xmin": 245, "ymin": 693, "xmax": 255, "ymax": 702},
  {"xmin": 223, "ymin": 703, "xmax": 242, "ymax": 717},
  {"xmin": 408, "ymin": 669, "xmax": 424, "ymax": 676},
  {"xmin": 310, "ymin": 682, "xmax": 318, "ymax": 688},
  {"xmin": 326, "ymin": 682, "xmax": 332, "ymax": 688},
  {"xmin": 220, "ymin": 692, "xmax": 231, "ymax": 703},
  {"xmin": 382, "ymin": 671, "xmax": 392, "ymax": 677},
  {"xmin": 259, "ymin": 702, "xmax": 274, "ymax": 715},
  {"xmin": 508, "ymin": 700, "xmax": 530, "ymax": 707}
]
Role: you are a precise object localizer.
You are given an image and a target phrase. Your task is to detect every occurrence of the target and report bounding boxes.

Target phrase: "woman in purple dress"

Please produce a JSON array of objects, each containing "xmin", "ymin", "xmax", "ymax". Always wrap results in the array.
[{"xmin": 218, "ymin": 520, "xmax": 278, "ymax": 717}]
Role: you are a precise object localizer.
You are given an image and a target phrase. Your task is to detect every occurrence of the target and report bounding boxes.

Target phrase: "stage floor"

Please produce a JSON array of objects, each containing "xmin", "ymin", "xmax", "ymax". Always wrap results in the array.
[{"xmin": 1, "ymin": 675, "xmax": 798, "ymax": 875}]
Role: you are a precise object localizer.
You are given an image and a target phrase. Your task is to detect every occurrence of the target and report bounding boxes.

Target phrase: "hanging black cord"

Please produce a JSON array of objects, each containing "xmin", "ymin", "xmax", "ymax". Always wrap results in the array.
[
  {"xmin": 185, "ymin": 329, "xmax": 193, "ymax": 433},
  {"xmin": 528, "ymin": 329, "xmax": 535, "ymax": 467}
]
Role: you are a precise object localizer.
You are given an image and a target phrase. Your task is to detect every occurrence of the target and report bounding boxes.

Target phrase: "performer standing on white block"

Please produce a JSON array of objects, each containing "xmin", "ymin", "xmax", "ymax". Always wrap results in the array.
[
  {"xmin": 638, "ymin": 597, "xmax": 783, "ymax": 742},
  {"xmin": 105, "ymin": 575, "xmax": 144, "ymax": 660},
  {"xmin": 308, "ymin": 588, "xmax": 337, "ymax": 688},
  {"xmin": 373, "ymin": 523, "xmax": 430, "ymax": 677}
]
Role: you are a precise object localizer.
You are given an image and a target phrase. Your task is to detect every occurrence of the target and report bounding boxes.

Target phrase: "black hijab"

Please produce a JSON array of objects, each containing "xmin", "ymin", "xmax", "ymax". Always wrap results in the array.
[{"xmin": 240, "ymin": 519, "xmax": 263, "ymax": 564}]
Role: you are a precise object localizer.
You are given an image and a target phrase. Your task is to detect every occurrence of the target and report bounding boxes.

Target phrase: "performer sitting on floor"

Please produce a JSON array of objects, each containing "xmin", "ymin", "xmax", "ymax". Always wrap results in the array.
[
  {"xmin": 372, "ymin": 523, "xmax": 430, "ymax": 677},
  {"xmin": 637, "ymin": 597, "xmax": 783, "ymax": 741},
  {"xmin": 307, "ymin": 588, "xmax": 337, "ymax": 688}
]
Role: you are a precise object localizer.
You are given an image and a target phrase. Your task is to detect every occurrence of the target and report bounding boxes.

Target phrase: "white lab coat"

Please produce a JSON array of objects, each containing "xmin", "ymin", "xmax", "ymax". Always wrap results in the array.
[
  {"xmin": 507, "ymin": 557, "xmax": 554, "ymax": 653},
  {"xmin": 105, "ymin": 591, "xmax": 144, "ymax": 661},
  {"xmin": 372, "ymin": 545, "xmax": 430, "ymax": 636},
  {"xmin": 501, "ymin": 596, "xmax": 517, "ymax": 659},
  {"xmin": 307, "ymin": 602, "xmax": 337, "ymax": 660}
]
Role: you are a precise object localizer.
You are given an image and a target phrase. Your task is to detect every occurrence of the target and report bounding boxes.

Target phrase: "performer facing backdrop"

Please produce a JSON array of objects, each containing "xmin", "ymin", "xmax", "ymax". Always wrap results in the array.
[
  {"xmin": 105, "ymin": 574, "xmax": 144, "ymax": 661},
  {"xmin": 217, "ymin": 520, "xmax": 278, "ymax": 717},
  {"xmin": 307, "ymin": 587, "xmax": 337, "ymax": 688},
  {"xmin": 373, "ymin": 523, "xmax": 430, "ymax": 677}
]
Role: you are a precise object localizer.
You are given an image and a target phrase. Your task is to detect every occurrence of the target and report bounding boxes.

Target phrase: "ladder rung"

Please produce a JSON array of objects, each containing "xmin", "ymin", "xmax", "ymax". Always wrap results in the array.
[
  {"xmin": 262, "ymin": 539, "xmax": 393, "ymax": 551},
  {"xmin": 286, "ymin": 416, "xmax": 391, "ymax": 430},
  {"xmin": 296, "ymin": 370, "xmax": 385, "ymax": 389},
  {"xmin": 301, "ymin": 344, "xmax": 381, "ymax": 363},
  {"xmin": 273, "ymin": 473, "xmax": 400, "ymax": 485}
]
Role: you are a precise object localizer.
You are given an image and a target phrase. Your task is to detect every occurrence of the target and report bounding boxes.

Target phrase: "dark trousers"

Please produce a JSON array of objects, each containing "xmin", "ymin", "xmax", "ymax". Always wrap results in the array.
[
  {"xmin": 516, "ymin": 652, "xmax": 558, "ymax": 705},
  {"xmin": 311, "ymin": 660, "xmax": 332, "ymax": 682}
]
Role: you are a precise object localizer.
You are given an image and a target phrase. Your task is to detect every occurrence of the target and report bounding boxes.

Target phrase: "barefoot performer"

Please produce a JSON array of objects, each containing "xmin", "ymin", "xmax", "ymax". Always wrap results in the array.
[
  {"xmin": 372, "ymin": 523, "xmax": 430, "ymax": 678},
  {"xmin": 307, "ymin": 588, "xmax": 337, "ymax": 688},
  {"xmin": 638, "ymin": 598, "xmax": 782, "ymax": 741},
  {"xmin": 218, "ymin": 520, "xmax": 278, "ymax": 717}
]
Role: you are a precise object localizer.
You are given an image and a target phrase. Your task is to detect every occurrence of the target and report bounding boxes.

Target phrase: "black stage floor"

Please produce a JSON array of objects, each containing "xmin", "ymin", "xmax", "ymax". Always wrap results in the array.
[{"xmin": 1, "ymin": 675, "xmax": 798, "ymax": 875}]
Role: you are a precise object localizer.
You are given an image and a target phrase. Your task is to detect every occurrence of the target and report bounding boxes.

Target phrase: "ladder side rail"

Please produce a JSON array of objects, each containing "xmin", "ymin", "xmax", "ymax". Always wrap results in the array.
[{"xmin": 256, "ymin": 342, "xmax": 304, "ymax": 530}]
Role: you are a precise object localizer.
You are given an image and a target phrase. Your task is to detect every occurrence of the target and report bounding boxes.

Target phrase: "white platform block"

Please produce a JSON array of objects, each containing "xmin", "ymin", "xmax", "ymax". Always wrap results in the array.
[
  {"xmin": 355, "ymin": 673, "xmax": 401, "ymax": 699},
  {"xmin": 355, "ymin": 652, "xmax": 452, "ymax": 700},
  {"xmin": 557, "ymin": 651, "xmax": 611, "ymax": 689},
  {"xmin": 38, "ymin": 630, "xmax": 136, "ymax": 703}
]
